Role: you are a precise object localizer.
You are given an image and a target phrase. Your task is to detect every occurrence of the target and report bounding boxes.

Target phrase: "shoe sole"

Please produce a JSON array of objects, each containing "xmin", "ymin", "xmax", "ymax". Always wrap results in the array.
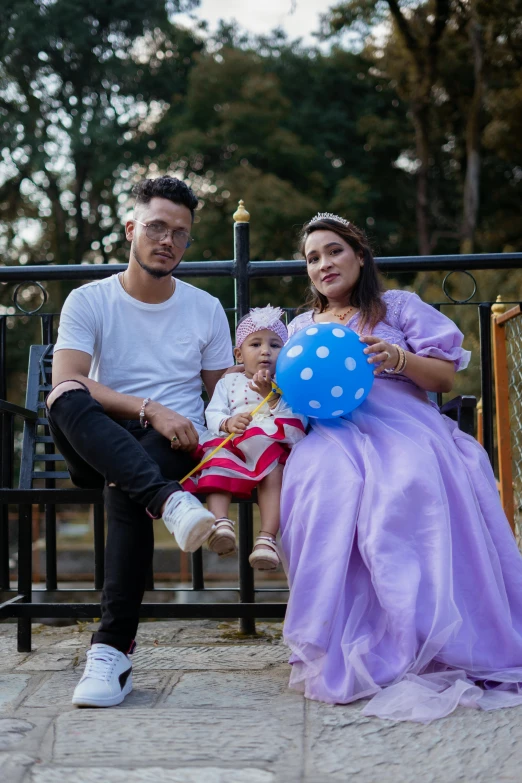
[
  {"xmin": 72, "ymin": 677, "xmax": 133, "ymax": 708},
  {"xmin": 249, "ymin": 554, "xmax": 279, "ymax": 571},
  {"xmin": 208, "ymin": 532, "xmax": 237, "ymax": 557},
  {"xmin": 181, "ymin": 515, "xmax": 216, "ymax": 553}
]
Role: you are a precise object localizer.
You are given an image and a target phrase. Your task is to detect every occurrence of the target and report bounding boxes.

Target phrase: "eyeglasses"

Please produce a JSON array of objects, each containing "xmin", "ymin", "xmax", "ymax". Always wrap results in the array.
[{"xmin": 134, "ymin": 220, "xmax": 193, "ymax": 249}]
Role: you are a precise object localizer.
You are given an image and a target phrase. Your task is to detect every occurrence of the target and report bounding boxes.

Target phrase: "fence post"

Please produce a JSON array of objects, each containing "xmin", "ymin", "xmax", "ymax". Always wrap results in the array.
[
  {"xmin": 479, "ymin": 302, "xmax": 494, "ymax": 467},
  {"xmin": 41, "ymin": 317, "xmax": 58, "ymax": 590},
  {"xmin": 17, "ymin": 503, "xmax": 33, "ymax": 652},
  {"xmin": 233, "ymin": 200, "xmax": 256, "ymax": 635},
  {"xmin": 234, "ymin": 200, "xmax": 251, "ymax": 323},
  {"xmin": 40, "ymin": 314, "xmax": 54, "ymax": 345},
  {"xmin": 0, "ymin": 316, "xmax": 11, "ymax": 589}
]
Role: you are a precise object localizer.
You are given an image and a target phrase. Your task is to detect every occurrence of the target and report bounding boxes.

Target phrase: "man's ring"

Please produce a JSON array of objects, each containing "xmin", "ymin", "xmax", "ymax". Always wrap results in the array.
[{"xmin": 171, "ymin": 435, "xmax": 178, "ymax": 443}]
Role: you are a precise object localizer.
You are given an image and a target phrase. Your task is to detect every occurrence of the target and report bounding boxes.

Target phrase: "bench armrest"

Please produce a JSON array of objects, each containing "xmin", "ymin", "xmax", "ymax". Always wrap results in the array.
[
  {"xmin": 0, "ymin": 399, "xmax": 38, "ymax": 421},
  {"xmin": 440, "ymin": 395, "xmax": 477, "ymax": 414},
  {"xmin": 440, "ymin": 395, "xmax": 476, "ymax": 437}
]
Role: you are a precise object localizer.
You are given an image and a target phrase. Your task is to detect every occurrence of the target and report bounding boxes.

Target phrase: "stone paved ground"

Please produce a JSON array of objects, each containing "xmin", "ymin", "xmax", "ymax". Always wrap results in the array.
[{"xmin": 1, "ymin": 619, "xmax": 521, "ymax": 782}]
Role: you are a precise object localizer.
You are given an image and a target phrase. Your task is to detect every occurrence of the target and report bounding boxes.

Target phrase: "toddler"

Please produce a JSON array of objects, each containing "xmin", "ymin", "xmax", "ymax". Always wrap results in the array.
[{"xmin": 185, "ymin": 305, "xmax": 307, "ymax": 569}]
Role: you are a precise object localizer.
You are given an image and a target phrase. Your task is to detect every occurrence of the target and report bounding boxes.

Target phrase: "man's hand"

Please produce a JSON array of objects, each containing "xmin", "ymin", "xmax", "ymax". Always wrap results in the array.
[
  {"xmin": 224, "ymin": 364, "xmax": 244, "ymax": 375},
  {"xmin": 146, "ymin": 401, "xmax": 199, "ymax": 451},
  {"xmin": 224, "ymin": 412, "xmax": 252, "ymax": 435}
]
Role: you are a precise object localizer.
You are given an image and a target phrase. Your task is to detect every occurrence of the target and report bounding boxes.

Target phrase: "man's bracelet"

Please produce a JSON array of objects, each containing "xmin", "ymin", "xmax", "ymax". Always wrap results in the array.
[{"xmin": 139, "ymin": 397, "xmax": 152, "ymax": 429}]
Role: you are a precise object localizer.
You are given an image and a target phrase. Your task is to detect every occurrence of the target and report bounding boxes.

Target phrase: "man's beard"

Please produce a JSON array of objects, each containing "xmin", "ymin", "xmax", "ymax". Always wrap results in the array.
[{"xmin": 132, "ymin": 244, "xmax": 178, "ymax": 279}]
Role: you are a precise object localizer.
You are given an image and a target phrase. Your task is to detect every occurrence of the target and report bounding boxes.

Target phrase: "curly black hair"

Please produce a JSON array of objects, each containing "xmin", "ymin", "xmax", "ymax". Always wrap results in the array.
[{"xmin": 132, "ymin": 176, "xmax": 198, "ymax": 220}]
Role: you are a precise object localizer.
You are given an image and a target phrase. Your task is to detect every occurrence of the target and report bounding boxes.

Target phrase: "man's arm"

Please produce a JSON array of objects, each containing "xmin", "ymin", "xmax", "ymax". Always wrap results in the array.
[
  {"xmin": 201, "ymin": 367, "xmax": 231, "ymax": 400},
  {"xmin": 52, "ymin": 349, "xmax": 199, "ymax": 450},
  {"xmin": 53, "ymin": 349, "xmax": 145, "ymax": 419}
]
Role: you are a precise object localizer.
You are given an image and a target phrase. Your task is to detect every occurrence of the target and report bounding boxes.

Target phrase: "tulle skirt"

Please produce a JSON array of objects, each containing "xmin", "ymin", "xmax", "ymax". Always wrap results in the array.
[{"xmin": 280, "ymin": 378, "xmax": 522, "ymax": 722}]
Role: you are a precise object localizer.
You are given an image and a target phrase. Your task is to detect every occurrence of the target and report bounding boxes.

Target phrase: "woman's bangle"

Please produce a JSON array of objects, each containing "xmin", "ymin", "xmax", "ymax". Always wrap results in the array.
[
  {"xmin": 383, "ymin": 345, "xmax": 407, "ymax": 375},
  {"xmin": 396, "ymin": 347, "xmax": 408, "ymax": 374}
]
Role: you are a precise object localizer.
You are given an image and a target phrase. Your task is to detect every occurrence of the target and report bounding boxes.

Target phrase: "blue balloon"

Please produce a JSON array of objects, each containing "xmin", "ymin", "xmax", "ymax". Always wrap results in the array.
[{"xmin": 275, "ymin": 323, "xmax": 374, "ymax": 419}]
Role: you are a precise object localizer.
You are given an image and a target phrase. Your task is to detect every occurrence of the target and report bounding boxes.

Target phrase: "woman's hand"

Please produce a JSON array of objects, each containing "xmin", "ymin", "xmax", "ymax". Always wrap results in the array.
[
  {"xmin": 249, "ymin": 370, "xmax": 273, "ymax": 398},
  {"xmin": 360, "ymin": 334, "xmax": 455, "ymax": 391},
  {"xmin": 360, "ymin": 335, "xmax": 400, "ymax": 375},
  {"xmin": 224, "ymin": 412, "xmax": 252, "ymax": 434}
]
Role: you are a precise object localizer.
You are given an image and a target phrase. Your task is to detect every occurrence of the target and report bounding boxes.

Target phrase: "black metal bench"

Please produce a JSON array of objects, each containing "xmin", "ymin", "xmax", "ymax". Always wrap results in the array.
[
  {"xmin": 0, "ymin": 344, "xmax": 286, "ymax": 651},
  {"xmin": 0, "ymin": 344, "xmax": 476, "ymax": 652}
]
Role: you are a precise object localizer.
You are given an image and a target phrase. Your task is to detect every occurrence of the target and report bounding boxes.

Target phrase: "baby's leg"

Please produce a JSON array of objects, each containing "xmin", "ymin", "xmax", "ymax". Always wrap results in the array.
[
  {"xmin": 206, "ymin": 491, "xmax": 232, "ymax": 520},
  {"xmin": 249, "ymin": 465, "xmax": 283, "ymax": 571},
  {"xmin": 256, "ymin": 464, "xmax": 283, "ymax": 538},
  {"xmin": 206, "ymin": 492, "xmax": 236, "ymax": 557}
]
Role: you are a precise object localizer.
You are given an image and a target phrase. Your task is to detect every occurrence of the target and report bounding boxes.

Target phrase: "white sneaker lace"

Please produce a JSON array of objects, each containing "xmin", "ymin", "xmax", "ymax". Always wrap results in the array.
[{"xmin": 83, "ymin": 647, "xmax": 120, "ymax": 682}]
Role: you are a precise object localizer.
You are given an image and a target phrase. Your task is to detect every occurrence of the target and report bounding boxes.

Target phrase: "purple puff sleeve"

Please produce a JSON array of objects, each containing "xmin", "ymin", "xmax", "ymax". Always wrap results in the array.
[{"xmin": 399, "ymin": 292, "xmax": 471, "ymax": 371}]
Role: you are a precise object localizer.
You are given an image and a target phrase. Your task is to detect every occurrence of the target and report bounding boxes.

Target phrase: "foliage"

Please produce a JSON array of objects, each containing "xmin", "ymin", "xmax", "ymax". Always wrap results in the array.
[
  {"xmin": 0, "ymin": 0, "xmax": 201, "ymax": 266},
  {"xmin": 1, "ymin": 0, "xmax": 521, "ymax": 409}
]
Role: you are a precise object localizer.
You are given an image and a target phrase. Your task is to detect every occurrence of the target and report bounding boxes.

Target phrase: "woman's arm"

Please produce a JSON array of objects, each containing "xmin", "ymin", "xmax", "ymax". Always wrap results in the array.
[
  {"xmin": 394, "ymin": 351, "xmax": 455, "ymax": 393},
  {"xmin": 360, "ymin": 336, "xmax": 455, "ymax": 394}
]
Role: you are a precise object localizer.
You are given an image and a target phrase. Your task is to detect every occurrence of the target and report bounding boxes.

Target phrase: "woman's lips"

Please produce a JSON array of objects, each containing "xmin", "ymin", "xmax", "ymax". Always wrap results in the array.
[{"xmin": 322, "ymin": 273, "xmax": 339, "ymax": 282}]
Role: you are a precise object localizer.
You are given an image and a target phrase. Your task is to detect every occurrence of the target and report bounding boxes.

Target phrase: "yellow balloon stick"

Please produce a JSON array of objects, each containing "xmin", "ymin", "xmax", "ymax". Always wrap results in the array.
[{"xmin": 179, "ymin": 382, "xmax": 282, "ymax": 486}]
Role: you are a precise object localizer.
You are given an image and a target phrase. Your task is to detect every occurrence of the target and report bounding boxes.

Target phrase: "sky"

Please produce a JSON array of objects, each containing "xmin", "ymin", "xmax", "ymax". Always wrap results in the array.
[{"xmin": 177, "ymin": 0, "xmax": 328, "ymax": 45}]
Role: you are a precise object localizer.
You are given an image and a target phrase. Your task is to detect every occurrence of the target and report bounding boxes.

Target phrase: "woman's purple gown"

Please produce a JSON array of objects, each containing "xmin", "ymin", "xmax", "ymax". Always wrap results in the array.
[{"xmin": 280, "ymin": 289, "xmax": 522, "ymax": 722}]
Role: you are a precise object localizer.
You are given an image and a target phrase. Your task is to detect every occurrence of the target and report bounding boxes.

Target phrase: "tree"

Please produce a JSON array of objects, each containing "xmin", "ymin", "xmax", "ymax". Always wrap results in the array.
[
  {"xmin": 324, "ymin": 0, "xmax": 452, "ymax": 254},
  {"xmin": 156, "ymin": 29, "xmax": 412, "ymax": 272},
  {"xmin": 0, "ymin": 0, "xmax": 201, "ymax": 266}
]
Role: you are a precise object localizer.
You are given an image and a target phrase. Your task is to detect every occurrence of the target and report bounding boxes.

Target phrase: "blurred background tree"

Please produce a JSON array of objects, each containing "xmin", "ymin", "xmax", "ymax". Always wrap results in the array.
[
  {"xmin": 1, "ymin": 0, "xmax": 521, "ymax": 402},
  {"xmin": 0, "ymin": 0, "xmax": 200, "ymax": 266}
]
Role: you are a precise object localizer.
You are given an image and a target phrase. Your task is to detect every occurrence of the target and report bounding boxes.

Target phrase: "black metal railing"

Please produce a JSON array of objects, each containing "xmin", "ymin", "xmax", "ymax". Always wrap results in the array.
[{"xmin": 1, "ymin": 210, "xmax": 522, "ymax": 645}]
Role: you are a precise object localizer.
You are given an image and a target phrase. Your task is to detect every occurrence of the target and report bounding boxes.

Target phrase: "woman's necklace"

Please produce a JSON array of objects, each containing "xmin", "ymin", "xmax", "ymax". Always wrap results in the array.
[{"xmin": 326, "ymin": 304, "xmax": 356, "ymax": 321}]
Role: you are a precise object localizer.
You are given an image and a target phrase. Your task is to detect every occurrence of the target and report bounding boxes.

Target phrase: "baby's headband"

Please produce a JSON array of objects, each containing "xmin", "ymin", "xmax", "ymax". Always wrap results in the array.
[{"xmin": 236, "ymin": 305, "xmax": 288, "ymax": 348}]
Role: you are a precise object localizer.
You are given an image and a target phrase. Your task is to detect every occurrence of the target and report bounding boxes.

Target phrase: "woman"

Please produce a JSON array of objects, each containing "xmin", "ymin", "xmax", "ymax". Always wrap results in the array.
[{"xmin": 280, "ymin": 213, "xmax": 522, "ymax": 723}]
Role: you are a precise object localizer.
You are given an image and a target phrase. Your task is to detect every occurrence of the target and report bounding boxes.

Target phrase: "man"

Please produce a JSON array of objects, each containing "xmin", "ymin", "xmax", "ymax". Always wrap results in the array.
[{"xmin": 47, "ymin": 176, "xmax": 233, "ymax": 707}]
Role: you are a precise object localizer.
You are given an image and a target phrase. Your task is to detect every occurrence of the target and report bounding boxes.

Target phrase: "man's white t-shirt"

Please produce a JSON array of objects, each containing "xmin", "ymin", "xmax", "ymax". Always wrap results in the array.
[{"xmin": 54, "ymin": 274, "xmax": 234, "ymax": 433}]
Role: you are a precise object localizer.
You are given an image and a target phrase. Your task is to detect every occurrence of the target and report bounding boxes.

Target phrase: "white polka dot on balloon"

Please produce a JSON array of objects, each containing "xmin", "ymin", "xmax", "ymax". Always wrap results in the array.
[
  {"xmin": 309, "ymin": 400, "xmax": 321, "ymax": 409},
  {"xmin": 300, "ymin": 367, "xmax": 313, "ymax": 380},
  {"xmin": 355, "ymin": 388, "xmax": 365, "ymax": 400},
  {"xmin": 316, "ymin": 346, "xmax": 329, "ymax": 358},
  {"xmin": 306, "ymin": 327, "xmax": 318, "ymax": 335},
  {"xmin": 345, "ymin": 357, "xmax": 356, "ymax": 371},
  {"xmin": 332, "ymin": 410, "xmax": 344, "ymax": 416},
  {"xmin": 331, "ymin": 386, "xmax": 343, "ymax": 397},
  {"xmin": 287, "ymin": 345, "xmax": 303, "ymax": 358},
  {"xmin": 332, "ymin": 328, "xmax": 345, "ymax": 338}
]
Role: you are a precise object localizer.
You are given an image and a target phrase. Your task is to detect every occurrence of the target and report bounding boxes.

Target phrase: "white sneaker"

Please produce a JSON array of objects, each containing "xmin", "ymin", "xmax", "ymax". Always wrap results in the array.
[
  {"xmin": 162, "ymin": 491, "xmax": 216, "ymax": 552},
  {"xmin": 72, "ymin": 643, "xmax": 132, "ymax": 707}
]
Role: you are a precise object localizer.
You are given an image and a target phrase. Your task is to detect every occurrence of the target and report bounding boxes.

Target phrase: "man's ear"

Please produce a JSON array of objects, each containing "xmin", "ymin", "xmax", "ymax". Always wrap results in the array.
[{"xmin": 125, "ymin": 219, "xmax": 135, "ymax": 243}]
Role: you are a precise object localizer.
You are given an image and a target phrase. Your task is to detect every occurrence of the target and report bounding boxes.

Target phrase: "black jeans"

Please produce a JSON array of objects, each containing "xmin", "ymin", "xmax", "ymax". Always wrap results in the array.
[{"xmin": 47, "ymin": 387, "xmax": 195, "ymax": 653}]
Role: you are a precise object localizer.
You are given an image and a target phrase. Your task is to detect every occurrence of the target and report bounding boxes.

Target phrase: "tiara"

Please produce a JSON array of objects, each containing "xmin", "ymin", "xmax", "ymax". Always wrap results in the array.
[{"xmin": 308, "ymin": 212, "xmax": 350, "ymax": 227}]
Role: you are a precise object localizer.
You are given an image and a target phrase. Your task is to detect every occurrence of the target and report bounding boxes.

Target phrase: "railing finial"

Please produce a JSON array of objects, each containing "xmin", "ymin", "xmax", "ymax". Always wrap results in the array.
[
  {"xmin": 233, "ymin": 199, "xmax": 250, "ymax": 223},
  {"xmin": 492, "ymin": 294, "xmax": 507, "ymax": 316}
]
